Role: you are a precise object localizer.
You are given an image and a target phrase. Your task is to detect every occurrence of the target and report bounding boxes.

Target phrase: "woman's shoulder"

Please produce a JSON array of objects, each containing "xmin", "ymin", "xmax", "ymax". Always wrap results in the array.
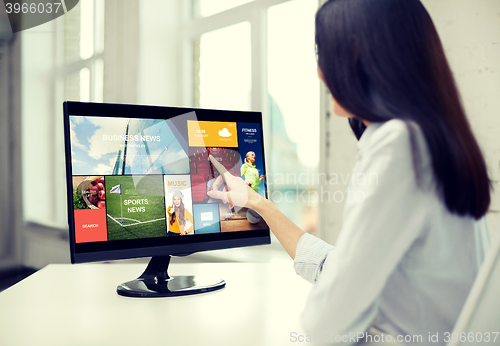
[
  {"xmin": 366, "ymin": 119, "xmax": 417, "ymax": 147},
  {"xmin": 363, "ymin": 119, "xmax": 428, "ymax": 160},
  {"xmin": 359, "ymin": 119, "xmax": 432, "ymax": 184}
]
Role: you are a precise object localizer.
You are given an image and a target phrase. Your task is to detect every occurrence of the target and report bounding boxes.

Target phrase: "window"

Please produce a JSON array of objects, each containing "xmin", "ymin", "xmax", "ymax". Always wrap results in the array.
[
  {"xmin": 21, "ymin": 0, "xmax": 105, "ymax": 228},
  {"xmin": 193, "ymin": 0, "xmax": 255, "ymax": 18},
  {"xmin": 195, "ymin": 21, "xmax": 252, "ymax": 110},
  {"xmin": 62, "ymin": 0, "xmax": 104, "ymax": 103},
  {"xmin": 267, "ymin": 0, "xmax": 320, "ymax": 233},
  {"xmin": 21, "ymin": 0, "xmax": 322, "ymax": 237},
  {"xmin": 189, "ymin": 0, "xmax": 321, "ymax": 236}
]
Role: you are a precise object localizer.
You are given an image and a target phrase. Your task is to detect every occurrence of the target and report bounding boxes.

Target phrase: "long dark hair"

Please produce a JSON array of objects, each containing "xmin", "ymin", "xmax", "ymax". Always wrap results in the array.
[
  {"xmin": 170, "ymin": 199, "xmax": 186, "ymax": 226},
  {"xmin": 316, "ymin": 0, "xmax": 490, "ymax": 219}
]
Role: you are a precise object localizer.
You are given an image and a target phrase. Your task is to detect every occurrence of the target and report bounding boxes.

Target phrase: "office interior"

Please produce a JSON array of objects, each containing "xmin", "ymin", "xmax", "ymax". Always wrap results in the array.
[{"xmin": 0, "ymin": 0, "xmax": 499, "ymax": 292}]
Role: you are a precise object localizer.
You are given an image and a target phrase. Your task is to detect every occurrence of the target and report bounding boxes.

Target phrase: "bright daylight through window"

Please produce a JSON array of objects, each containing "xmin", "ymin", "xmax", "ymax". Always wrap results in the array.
[{"xmin": 193, "ymin": 0, "xmax": 320, "ymax": 235}]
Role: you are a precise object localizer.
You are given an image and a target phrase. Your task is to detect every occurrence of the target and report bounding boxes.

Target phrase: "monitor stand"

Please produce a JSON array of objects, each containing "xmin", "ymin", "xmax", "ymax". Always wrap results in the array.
[{"xmin": 116, "ymin": 255, "xmax": 226, "ymax": 298}]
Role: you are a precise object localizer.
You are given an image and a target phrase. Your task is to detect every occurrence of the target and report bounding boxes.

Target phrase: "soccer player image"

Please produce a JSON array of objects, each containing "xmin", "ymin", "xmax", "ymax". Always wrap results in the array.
[
  {"xmin": 167, "ymin": 190, "xmax": 194, "ymax": 236},
  {"xmin": 241, "ymin": 151, "xmax": 264, "ymax": 193}
]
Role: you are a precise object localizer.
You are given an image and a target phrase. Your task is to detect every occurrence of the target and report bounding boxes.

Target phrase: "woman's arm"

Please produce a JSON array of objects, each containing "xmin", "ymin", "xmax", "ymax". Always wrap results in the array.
[
  {"xmin": 253, "ymin": 199, "xmax": 305, "ymax": 259},
  {"xmin": 208, "ymin": 155, "xmax": 305, "ymax": 259}
]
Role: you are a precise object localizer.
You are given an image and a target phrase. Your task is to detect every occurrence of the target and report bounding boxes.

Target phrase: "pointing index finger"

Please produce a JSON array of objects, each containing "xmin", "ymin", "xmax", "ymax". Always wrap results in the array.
[{"xmin": 211, "ymin": 174, "xmax": 224, "ymax": 194}]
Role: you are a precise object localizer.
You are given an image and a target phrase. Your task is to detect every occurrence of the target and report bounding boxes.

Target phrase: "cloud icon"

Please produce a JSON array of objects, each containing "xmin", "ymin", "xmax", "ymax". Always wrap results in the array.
[{"xmin": 218, "ymin": 128, "xmax": 232, "ymax": 137}]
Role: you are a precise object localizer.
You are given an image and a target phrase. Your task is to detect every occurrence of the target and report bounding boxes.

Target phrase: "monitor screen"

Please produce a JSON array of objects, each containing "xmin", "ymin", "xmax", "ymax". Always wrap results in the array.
[{"xmin": 64, "ymin": 102, "xmax": 270, "ymax": 264}]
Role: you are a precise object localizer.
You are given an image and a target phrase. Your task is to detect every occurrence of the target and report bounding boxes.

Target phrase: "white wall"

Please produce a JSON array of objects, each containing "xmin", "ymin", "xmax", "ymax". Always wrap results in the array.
[
  {"xmin": 425, "ymin": 0, "xmax": 500, "ymax": 235},
  {"xmin": 323, "ymin": 0, "xmax": 500, "ymax": 244}
]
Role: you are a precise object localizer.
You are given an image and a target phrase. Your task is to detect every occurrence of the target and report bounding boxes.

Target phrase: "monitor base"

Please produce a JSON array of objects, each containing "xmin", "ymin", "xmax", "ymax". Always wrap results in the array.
[{"xmin": 117, "ymin": 256, "xmax": 225, "ymax": 298}]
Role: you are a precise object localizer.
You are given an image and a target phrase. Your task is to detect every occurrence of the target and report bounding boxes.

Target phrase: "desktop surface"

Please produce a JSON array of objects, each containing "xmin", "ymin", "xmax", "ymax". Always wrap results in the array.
[{"xmin": 0, "ymin": 262, "xmax": 311, "ymax": 346}]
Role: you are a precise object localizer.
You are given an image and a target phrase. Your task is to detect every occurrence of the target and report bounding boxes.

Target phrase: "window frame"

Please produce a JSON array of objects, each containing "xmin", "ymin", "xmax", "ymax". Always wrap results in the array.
[
  {"xmin": 22, "ymin": 0, "xmax": 106, "ymax": 230},
  {"xmin": 182, "ymin": 0, "xmax": 328, "ymax": 241}
]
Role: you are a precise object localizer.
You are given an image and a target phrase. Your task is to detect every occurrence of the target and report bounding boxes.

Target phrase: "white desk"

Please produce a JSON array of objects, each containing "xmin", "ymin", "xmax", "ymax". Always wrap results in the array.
[
  {"xmin": 0, "ymin": 262, "xmax": 312, "ymax": 346},
  {"xmin": 0, "ymin": 262, "xmax": 400, "ymax": 346}
]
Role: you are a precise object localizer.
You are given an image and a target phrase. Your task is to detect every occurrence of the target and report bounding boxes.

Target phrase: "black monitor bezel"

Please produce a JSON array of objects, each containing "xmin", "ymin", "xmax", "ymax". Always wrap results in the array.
[{"xmin": 63, "ymin": 101, "xmax": 270, "ymax": 264}]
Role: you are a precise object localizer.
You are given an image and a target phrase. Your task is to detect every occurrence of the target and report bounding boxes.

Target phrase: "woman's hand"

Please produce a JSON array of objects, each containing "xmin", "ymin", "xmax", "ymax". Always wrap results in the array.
[
  {"xmin": 208, "ymin": 155, "xmax": 263, "ymax": 210},
  {"xmin": 260, "ymin": 175, "xmax": 264, "ymax": 181},
  {"xmin": 181, "ymin": 230, "xmax": 187, "ymax": 236},
  {"xmin": 209, "ymin": 155, "xmax": 305, "ymax": 259}
]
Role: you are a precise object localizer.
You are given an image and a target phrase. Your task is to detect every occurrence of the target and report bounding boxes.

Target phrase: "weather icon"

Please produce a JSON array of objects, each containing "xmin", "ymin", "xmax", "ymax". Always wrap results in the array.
[{"xmin": 218, "ymin": 128, "xmax": 232, "ymax": 137}]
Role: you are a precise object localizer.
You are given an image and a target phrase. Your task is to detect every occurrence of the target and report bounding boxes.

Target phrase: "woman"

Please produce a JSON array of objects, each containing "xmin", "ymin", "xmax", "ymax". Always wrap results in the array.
[
  {"xmin": 208, "ymin": 0, "xmax": 491, "ymax": 344},
  {"xmin": 241, "ymin": 151, "xmax": 264, "ymax": 193},
  {"xmin": 167, "ymin": 190, "xmax": 193, "ymax": 236}
]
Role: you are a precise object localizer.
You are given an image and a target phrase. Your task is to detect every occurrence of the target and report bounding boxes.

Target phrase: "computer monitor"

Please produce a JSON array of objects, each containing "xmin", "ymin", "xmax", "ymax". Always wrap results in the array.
[{"xmin": 63, "ymin": 101, "xmax": 270, "ymax": 297}]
